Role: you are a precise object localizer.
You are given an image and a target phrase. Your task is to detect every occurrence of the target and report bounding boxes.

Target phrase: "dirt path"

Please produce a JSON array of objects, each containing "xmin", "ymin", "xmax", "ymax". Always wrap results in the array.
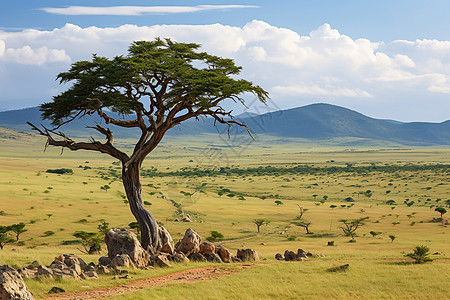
[{"xmin": 45, "ymin": 265, "xmax": 245, "ymax": 300}]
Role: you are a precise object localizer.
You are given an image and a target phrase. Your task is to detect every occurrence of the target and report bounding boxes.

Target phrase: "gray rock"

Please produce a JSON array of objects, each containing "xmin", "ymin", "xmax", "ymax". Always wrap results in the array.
[
  {"xmin": 153, "ymin": 254, "xmax": 171, "ymax": 268},
  {"xmin": 48, "ymin": 287, "xmax": 65, "ymax": 294},
  {"xmin": 199, "ymin": 241, "xmax": 215, "ymax": 254},
  {"xmin": 98, "ymin": 256, "xmax": 112, "ymax": 266},
  {"xmin": 188, "ymin": 253, "xmax": 207, "ymax": 262},
  {"xmin": 171, "ymin": 252, "xmax": 189, "ymax": 263},
  {"xmin": 236, "ymin": 249, "xmax": 259, "ymax": 262},
  {"xmin": 284, "ymin": 250, "xmax": 300, "ymax": 261},
  {"xmin": 109, "ymin": 254, "xmax": 136, "ymax": 269},
  {"xmin": 17, "ymin": 268, "xmax": 37, "ymax": 279},
  {"xmin": 105, "ymin": 229, "xmax": 150, "ymax": 268},
  {"xmin": 81, "ymin": 271, "xmax": 98, "ymax": 280},
  {"xmin": 158, "ymin": 225, "xmax": 174, "ymax": 255},
  {"xmin": 203, "ymin": 252, "xmax": 222, "ymax": 263},
  {"xmin": 37, "ymin": 265, "xmax": 53, "ymax": 277},
  {"xmin": 97, "ymin": 265, "xmax": 111, "ymax": 274},
  {"xmin": 0, "ymin": 265, "xmax": 34, "ymax": 300},
  {"xmin": 215, "ymin": 245, "xmax": 232, "ymax": 263},
  {"xmin": 275, "ymin": 253, "xmax": 284, "ymax": 260},
  {"xmin": 175, "ymin": 228, "xmax": 202, "ymax": 256}
]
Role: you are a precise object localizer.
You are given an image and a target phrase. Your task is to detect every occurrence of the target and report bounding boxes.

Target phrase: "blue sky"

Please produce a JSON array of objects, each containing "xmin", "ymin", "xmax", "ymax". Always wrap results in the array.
[{"xmin": 2, "ymin": 1, "xmax": 450, "ymax": 122}]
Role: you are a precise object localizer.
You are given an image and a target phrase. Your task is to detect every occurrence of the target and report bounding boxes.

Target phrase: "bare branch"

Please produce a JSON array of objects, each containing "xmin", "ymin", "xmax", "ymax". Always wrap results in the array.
[{"xmin": 27, "ymin": 122, "xmax": 129, "ymax": 162}]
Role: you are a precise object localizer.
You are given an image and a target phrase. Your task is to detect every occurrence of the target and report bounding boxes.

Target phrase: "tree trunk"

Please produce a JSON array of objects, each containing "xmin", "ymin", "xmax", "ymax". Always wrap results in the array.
[{"xmin": 122, "ymin": 162, "xmax": 160, "ymax": 252}]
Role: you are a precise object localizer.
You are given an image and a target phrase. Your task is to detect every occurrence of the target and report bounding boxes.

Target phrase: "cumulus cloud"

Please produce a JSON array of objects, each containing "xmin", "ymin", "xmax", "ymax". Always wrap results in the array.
[
  {"xmin": 41, "ymin": 5, "xmax": 258, "ymax": 16},
  {"xmin": 0, "ymin": 40, "xmax": 5, "ymax": 56},
  {"xmin": 4, "ymin": 46, "xmax": 70, "ymax": 65},
  {"xmin": 2, "ymin": 21, "xmax": 450, "ymax": 120}
]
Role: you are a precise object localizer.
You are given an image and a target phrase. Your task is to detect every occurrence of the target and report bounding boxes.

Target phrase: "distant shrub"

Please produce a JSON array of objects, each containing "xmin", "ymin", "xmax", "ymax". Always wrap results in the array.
[
  {"xmin": 144, "ymin": 201, "xmax": 152, "ymax": 206},
  {"xmin": 46, "ymin": 168, "xmax": 73, "ymax": 175},
  {"xmin": 327, "ymin": 241, "xmax": 335, "ymax": 246},
  {"xmin": 405, "ymin": 245, "xmax": 433, "ymax": 264},
  {"xmin": 43, "ymin": 230, "xmax": 55, "ymax": 236},
  {"xmin": 206, "ymin": 230, "xmax": 223, "ymax": 242},
  {"xmin": 287, "ymin": 235, "xmax": 296, "ymax": 241}
]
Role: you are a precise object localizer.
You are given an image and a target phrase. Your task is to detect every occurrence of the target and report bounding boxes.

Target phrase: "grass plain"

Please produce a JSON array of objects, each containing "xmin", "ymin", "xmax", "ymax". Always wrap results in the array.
[{"xmin": 0, "ymin": 128, "xmax": 449, "ymax": 299}]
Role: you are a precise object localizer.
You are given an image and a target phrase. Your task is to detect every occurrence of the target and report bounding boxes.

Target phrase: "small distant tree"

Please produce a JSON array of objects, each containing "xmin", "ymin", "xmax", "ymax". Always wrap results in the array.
[
  {"xmin": 435, "ymin": 207, "xmax": 447, "ymax": 218},
  {"xmin": 330, "ymin": 205, "xmax": 337, "ymax": 209},
  {"xmin": 292, "ymin": 221, "xmax": 312, "ymax": 234},
  {"xmin": 405, "ymin": 245, "xmax": 433, "ymax": 264},
  {"xmin": 323, "ymin": 195, "xmax": 328, "ymax": 201},
  {"xmin": 253, "ymin": 219, "xmax": 270, "ymax": 233},
  {"xmin": 338, "ymin": 217, "xmax": 369, "ymax": 240},
  {"xmin": 73, "ymin": 231, "xmax": 102, "ymax": 254},
  {"xmin": 100, "ymin": 184, "xmax": 111, "ymax": 192},
  {"xmin": 206, "ymin": 230, "xmax": 224, "ymax": 242},
  {"xmin": 386, "ymin": 200, "xmax": 396, "ymax": 206},
  {"xmin": 0, "ymin": 226, "xmax": 14, "ymax": 250},
  {"xmin": 128, "ymin": 221, "xmax": 141, "ymax": 235},
  {"xmin": 389, "ymin": 235, "xmax": 396, "ymax": 242},
  {"xmin": 369, "ymin": 231, "xmax": 382, "ymax": 238},
  {"xmin": 312, "ymin": 194, "xmax": 318, "ymax": 200},
  {"xmin": 97, "ymin": 219, "xmax": 110, "ymax": 236},
  {"xmin": 274, "ymin": 200, "xmax": 283, "ymax": 206},
  {"xmin": 8, "ymin": 223, "xmax": 27, "ymax": 241},
  {"xmin": 46, "ymin": 213, "xmax": 53, "ymax": 220}
]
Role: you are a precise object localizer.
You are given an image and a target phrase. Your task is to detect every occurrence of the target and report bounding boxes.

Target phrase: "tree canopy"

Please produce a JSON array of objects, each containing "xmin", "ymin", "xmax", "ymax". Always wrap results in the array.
[{"xmin": 30, "ymin": 38, "xmax": 268, "ymax": 166}]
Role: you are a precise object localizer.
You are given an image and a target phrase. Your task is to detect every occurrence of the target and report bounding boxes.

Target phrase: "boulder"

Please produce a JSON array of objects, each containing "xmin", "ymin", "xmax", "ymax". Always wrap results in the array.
[
  {"xmin": 98, "ymin": 256, "xmax": 112, "ymax": 266},
  {"xmin": 159, "ymin": 226, "xmax": 174, "ymax": 255},
  {"xmin": 97, "ymin": 265, "xmax": 111, "ymax": 274},
  {"xmin": 199, "ymin": 241, "xmax": 215, "ymax": 254},
  {"xmin": 188, "ymin": 253, "xmax": 207, "ymax": 262},
  {"xmin": 105, "ymin": 229, "xmax": 150, "ymax": 268},
  {"xmin": 297, "ymin": 249, "xmax": 311, "ymax": 258},
  {"xmin": 275, "ymin": 253, "xmax": 284, "ymax": 261},
  {"xmin": 54, "ymin": 254, "xmax": 88, "ymax": 271},
  {"xmin": 230, "ymin": 256, "xmax": 242, "ymax": 263},
  {"xmin": 215, "ymin": 245, "xmax": 232, "ymax": 263},
  {"xmin": 175, "ymin": 228, "xmax": 202, "ymax": 256},
  {"xmin": 48, "ymin": 287, "xmax": 65, "ymax": 294},
  {"xmin": 171, "ymin": 252, "xmax": 189, "ymax": 263},
  {"xmin": 52, "ymin": 268, "xmax": 79, "ymax": 280},
  {"xmin": 237, "ymin": 249, "xmax": 259, "ymax": 262},
  {"xmin": 17, "ymin": 268, "xmax": 37, "ymax": 279},
  {"xmin": 49, "ymin": 261, "xmax": 67, "ymax": 270},
  {"xmin": 109, "ymin": 254, "xmax": 136, "ymax": 269},
  {"xmin": 37, "ymin": 265, "xmax": 53, "ymax": 277},
  {"xmin": 0, "ymin": 265, "xmax": 34, "ymax": 300},
  {"xmin": 81, "ymin": 271, "xmax": 98, "ymax": 280},
  {"xmin": 153, "ymin": 254, "xmax": 171, "ymax": 268},
  {"xmin": 203, "ymin": 252, "xmax": 222, "ymax": 263},
  {"xmin": 284, "ymin": 250, "xmax": 300, "ymax": 261}
]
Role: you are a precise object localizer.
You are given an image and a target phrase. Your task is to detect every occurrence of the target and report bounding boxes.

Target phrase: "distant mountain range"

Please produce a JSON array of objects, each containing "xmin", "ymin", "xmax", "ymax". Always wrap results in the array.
[{"xmin": 1, "ymin": 103, "xmax": 450, "ymax": 145}]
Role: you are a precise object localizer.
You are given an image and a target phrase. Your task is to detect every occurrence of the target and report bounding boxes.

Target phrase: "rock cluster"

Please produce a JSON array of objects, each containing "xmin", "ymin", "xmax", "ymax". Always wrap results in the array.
[
  {"xmin": 275, "ymin": 248, "xmax": 322, "ymax": 261},
  {"xmin": 18, "ymin": 254, "xmax": 97, "ymax": 280},
  {"xmin": 4, "ymin": 227, "xmax": 260, "ymax": 297}
]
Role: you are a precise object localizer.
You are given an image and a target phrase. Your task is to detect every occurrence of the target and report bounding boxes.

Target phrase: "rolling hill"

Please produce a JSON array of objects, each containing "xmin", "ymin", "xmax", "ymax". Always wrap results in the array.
[{"xmin": 1, "ymin": 103, "xmax": 450, "ymax": 145}]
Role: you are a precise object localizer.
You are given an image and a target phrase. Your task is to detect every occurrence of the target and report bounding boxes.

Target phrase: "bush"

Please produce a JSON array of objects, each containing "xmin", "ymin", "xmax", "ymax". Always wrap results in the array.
[
  {"xmin": 46, "ymin": 168, "xmax": 73, "ymax": 175},
  {"xmin": 405, "ymin": 245, "xmax": 433, "ymax": 264},
  {"xmin": 206, "ymin": 230, "xmax": 223, "ymax": 242},
  {"xmin": 43, "ymin": 230, "xmax": 55, "ymax": 236}
]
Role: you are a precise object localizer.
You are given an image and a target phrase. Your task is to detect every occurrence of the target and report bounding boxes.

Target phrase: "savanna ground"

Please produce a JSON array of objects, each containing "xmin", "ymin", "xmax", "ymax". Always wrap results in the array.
[{"xmin": 0, "ymin": 128, "xmax": 449, "ymax": 299}]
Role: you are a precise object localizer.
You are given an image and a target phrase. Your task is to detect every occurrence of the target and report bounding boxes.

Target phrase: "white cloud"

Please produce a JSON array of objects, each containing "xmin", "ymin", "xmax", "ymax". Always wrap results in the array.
[
  {"xmin": 41, "ymin": 5, "xmax": 258, "ymax": 16},
  {"xmin": 4, "ymin": 46, "xmax": 70, "ymax": 65},
  {"xmin": 0, "ymin": 40, "xmax": 5, "ymax": 56},
  {"xmin": 2, "ymin": 21, "xmax": 450, "ymax": 120}
]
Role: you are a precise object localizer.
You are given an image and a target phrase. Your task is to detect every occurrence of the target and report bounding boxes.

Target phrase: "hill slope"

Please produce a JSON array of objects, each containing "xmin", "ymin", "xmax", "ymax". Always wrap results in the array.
[{"xmin": 1, "ymin": 103, "xmax": 450, "ymax": 145}]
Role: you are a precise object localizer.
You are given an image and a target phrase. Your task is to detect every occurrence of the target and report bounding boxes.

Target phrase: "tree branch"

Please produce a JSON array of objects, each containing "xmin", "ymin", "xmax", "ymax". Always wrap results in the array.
[{"xmin": 27, "ymin": 122, "xmax": 129, "ymax": 162}]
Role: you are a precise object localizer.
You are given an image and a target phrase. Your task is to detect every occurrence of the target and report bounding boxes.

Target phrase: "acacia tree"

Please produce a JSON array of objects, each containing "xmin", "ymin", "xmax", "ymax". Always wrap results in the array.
[
  {"xmin": 28, "ymin": 38, "xmax": 268, "ymax": 252},
  {"xmin": 253, "ymin": 219, "xmax": 270, "ymax": 233},
  {"xmin": 338, "ymin": 217, "xmax": 369, "ymax": 240}
]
